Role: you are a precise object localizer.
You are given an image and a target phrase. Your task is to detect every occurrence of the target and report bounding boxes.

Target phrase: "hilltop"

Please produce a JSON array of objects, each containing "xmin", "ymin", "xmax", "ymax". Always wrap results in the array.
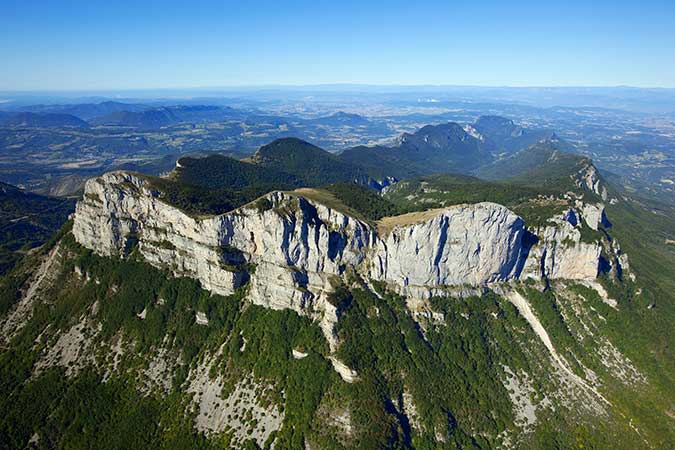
[
  {"xmin": 252, "ymin": 137, "xmax": 372, "ymax": 186},
  {"xmin": 0, "ymin": 111, "xmax": 89, "ymax": 128}
]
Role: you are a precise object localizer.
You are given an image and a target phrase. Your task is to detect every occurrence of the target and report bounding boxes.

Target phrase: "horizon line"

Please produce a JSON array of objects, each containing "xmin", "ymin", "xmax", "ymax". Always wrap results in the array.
[{"xmin": 2, "ymin": 83, "xmax": 675, "ymax": 94}]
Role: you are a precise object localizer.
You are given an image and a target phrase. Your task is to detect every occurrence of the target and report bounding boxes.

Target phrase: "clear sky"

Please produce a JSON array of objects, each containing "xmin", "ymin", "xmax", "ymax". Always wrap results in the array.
[{"xmin": 1, "ymin": 0, "xmax": 674, "ymax": 90}]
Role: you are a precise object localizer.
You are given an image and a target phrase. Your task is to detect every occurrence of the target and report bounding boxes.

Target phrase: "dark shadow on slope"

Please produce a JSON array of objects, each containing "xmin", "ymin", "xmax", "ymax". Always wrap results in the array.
[{"xmin": 513, "ymin": 229, "xmax": 539, "ymax": 278}]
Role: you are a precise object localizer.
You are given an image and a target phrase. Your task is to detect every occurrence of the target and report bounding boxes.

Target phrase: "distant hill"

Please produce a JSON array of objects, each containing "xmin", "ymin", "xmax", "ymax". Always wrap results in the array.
[
  {"xmin": 469, "ymin": 115, "xmax": 556, "ymax": 155},
  {"xmin": 92, "ymin": 105, "xmax": 242, "ymax": 128},
  {"xmin": 308, "ymin": 111, "xmax": 371, "ymax": 127},
  {"xmin": 397, "ymin": 122, "xmax": 491, "ymax": 169},
  {"xmin": 0, "ymin": 112, "xmax": 89, "ymax": 128},
  {"xmin": 0, "ymin": 182, "xmax": 75, "ymax": 274},
  {"xmin": 252, "ymin": 137, "xmax": 372, "ymax": 186},
  {"xmin": 476, "ymin": 138, "xmax": 590, "ymax": 190},
  {"xmin": 340, "ymin": 121, "xmax": 490, "ymax": 177},
  {"xmin": 339, "ymin": 144, "xmax": 426, "ymax": 179},
  {"xmin": 18, "ymin": 101, "xmax": 149, "ymax": 121},
  {"xmin": 92, "ymin": 107, "xmax": 179, "ymax": 128}
]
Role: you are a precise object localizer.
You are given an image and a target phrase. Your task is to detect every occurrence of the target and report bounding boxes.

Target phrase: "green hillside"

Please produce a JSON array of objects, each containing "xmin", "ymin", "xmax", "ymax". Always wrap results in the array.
[
  {"xmin": 471, "ymin": 115, "xmax": 555, "ymax": 154},
  {"xmin": 252, "ymin": 138, "xmax": 371, "ymax": 186},
  {"xmin": 0, "ymin": 182, "xmax": 75, "ymax": 274},
  {"xmin": 475, "ymin": 139, "xmax": 588, "ymax": 189},
  {"xmin": 339, "ymin": 145, "xmax": 427, "ymax": 179},
  {"xmin": 339, "ymin": 122, "xmax": 491, "ymax": 178}
]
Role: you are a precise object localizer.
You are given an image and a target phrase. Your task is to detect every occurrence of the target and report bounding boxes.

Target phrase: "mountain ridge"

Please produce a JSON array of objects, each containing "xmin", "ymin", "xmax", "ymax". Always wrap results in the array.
[
  {"xmin": 91, "ymin": 105, "xmax": 243, "ymax": 128},
  {"xmin": 0, "ymin": 111, "xmax": 90, "ymax": 128},
  {"xmin": 0, "ymin": 119, "xmax": 672, "ymax": 449}
]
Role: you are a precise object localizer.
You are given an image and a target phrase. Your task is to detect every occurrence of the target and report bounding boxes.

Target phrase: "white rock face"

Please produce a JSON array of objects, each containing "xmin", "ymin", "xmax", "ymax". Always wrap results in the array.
[
  {"xmin": 74, "ymin": 175, "xmax": 541, "ymax": 300},
  {"xmin": 195, "ymin": 311, "xmax": 209, "ymax": 326},
  {"xmin": 72, "ymin": 172, "xmax": 611, "ymax": 342},
  {"xmin": 576, "ymin": 163, "xmax": 608, "ymax": 200},
  {"xmin": 578, "ymin": 202, "xmax": 608, "ymax": 231},
  {"xmin": 463, "ymin": 124, "xmax": 485, "ymax": 141},
  {"xmin": 73, "ymin": 172, "xmax": 245, "ymax": 295},
  {"xmin": 73, "ymin": 172, "xmax": 376, "ymax": 346},
  {"xmin": 522, "ymin": 220, "xmax": 601, "ymax": 280},
  {"xmin": 73, "ymin": 172, "xmax": 374, "ymax": 293},
  {"xmin": 328, "ymin": 357, "xmax": 359, "ymax": 383},
  {"xmin": 371, "ymin": 203, "xmax": 527, "ymax": 287}
]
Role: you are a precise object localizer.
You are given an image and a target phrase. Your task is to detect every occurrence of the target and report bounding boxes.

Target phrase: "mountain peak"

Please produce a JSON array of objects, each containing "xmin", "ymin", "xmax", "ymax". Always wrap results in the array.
[
  {"xmin": 309, "ymin": 111, "xmax": 370, "ymax": 126},
  {"xmin": 398, "ymin": 122, "xmax": 474, "ymax": 148},
  {"xmin": 474, "ymin": 115, "xmax": 516, "ymax": 128},
  {"xmin": 330, "ymin": 111, "xmax": 363, "ymax": 120},
  {"xmin": 252, "ymin": 137, "xmax": 325, "ymax": 162}
]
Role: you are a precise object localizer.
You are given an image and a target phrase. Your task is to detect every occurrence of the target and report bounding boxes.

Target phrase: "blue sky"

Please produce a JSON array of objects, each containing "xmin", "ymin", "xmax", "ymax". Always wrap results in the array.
[{"xmin": 1, "ymin": 0, "xmax": 674, "ymax": 90}]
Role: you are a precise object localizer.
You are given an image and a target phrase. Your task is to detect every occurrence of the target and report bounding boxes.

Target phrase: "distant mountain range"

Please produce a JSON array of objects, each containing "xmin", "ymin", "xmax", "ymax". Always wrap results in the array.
[
  {"xmin": 91, "ymin": 105, "xmax": 244, "ymax": 128},
  {"xmin": 340, "ymin": 116, "xmax": 558, "ymax": 179},
  {"xmin": 140, "ymin": 118, "xmax": 579, "ymax": 217},
  {"xmin": 0, "ymin": 111, "xmax": 89, "ymax": 128},
  {"xmin": 14, "ymin": 100, "xmax": 149, "ymax": 121},
  {"xmin": 2, "ymin": 101, "xmax": 384, "ymax": 132},
  {"xmin": 1, "ymin": 102, "xmax": 247, "ymax": 128}
]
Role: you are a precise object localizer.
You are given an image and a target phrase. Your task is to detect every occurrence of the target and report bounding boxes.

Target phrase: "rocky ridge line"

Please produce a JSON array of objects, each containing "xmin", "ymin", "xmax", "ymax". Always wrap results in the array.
[{"xmin": 72, "ymin": 171, "xmax": 629, "ymax": 347}]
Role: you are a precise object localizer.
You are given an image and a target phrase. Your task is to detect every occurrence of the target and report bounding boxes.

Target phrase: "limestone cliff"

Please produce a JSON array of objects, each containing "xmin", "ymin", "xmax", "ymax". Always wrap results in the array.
[
  {"xmin": 370, "ymin": 203, "xmax": 527, "ymax": 287},
  {"xmin": 575, "ymin": 162, "xmax": 608, "ymax": 200},
  {"xmin": 73, "ymin": 172, "xmax": 376, "ymax": 347},
  {"xmin": 73, "ymin": 171, "xmax": 626, "ymax": 344},
  {"xmin": 521, "ymin": 220, "xmax": 602, "ymax": 281}
]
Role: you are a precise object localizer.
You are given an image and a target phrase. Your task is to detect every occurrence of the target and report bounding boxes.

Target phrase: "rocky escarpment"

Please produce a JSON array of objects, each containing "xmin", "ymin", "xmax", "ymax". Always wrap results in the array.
[
  {"xmin": 576, "ymin": 161, "xmax": 608, "ymax": 201},
  {"xmin": 521, "ymin": 217, "xmax": 602, "ymax": 281},
  {"xmin": 73, "ymin": 172, "xmax": 626, "ymax": 345},
  {"xmin": 371, "ymin": 204, "xmax": 527, "ymax": 287},
  {"xmin": 73, "ymin": 172, "xmax": 375, "ymax": 347}
]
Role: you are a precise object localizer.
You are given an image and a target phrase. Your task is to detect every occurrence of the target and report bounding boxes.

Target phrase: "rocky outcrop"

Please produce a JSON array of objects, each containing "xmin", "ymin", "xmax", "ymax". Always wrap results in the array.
[
  {"xmin": 521, "ymin": 220, "xmax": 602, "ymax": 280},
  {"xmin": 75, "ymin": 174, "xmax": 541, "ymax": 302},
  {"xmin": 73, "ymin": 172, "xmax": 243, "ymax": 295},
  {"xmin": 73, "ymin": 172, "xmax": 375, "ymax": 348},
  {"xmin": 575, "ymin": 162, "xmax": 608, "ymax": 200},
  {"xmin": 370, "ymin": 203, "xmax": 527, "ymax": 287},
  {"xmin": 73, "ymin": 171, "xmax": 621, "ymax": 346},
  {"xmin": 328, "ymin": 357, "xmax": 359, "ymax": 383}
]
